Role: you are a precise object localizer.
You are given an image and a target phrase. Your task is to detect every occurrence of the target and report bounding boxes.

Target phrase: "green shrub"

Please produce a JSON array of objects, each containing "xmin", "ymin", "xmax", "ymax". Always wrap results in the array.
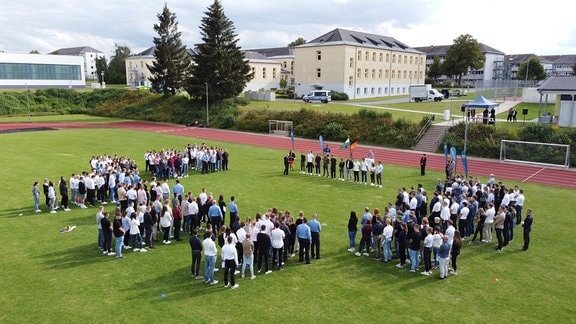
[{"xmin": 330, "ymin": 91, "xmax": 349, "ymax": 101}]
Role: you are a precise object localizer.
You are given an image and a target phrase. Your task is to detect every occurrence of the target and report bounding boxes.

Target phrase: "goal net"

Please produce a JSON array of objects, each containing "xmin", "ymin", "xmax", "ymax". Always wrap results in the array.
[
  {"xmin": 500, "ymin": 140, "xmax": 570, "ymax": 168},
  {"xmin": 269, "ymin": 120, "xmax": 293, "ymax": 136}
]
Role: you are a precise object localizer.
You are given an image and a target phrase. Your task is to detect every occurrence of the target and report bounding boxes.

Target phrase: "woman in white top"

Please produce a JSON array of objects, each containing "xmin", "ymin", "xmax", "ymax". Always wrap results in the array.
[
  {"xmin": 129, "ymin": 213, "xmax": 146, "ymax": 252},
  {"xmin": 160, "ymin": 205, "xmax": 173, "ymax": 244},
  {"xmin": 48, "ymin": 181, "xmax": 57, "ymax": 213},
  {"xmin": 221, "ymin": 236, "xmax": 239, "ymax": 289},
  {"xmin": 483, "ymin": 203, "xmax": 495, "ymax": 243}
]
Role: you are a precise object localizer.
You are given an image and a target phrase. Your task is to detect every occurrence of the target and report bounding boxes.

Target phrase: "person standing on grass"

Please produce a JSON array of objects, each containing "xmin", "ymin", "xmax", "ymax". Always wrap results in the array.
[
  {"xmin": 101, "ymin": 212, "xmax": 114, "ymax": 256},
  {"xmin": 58, "ymin": 176, "xmax": 70, "ymax": 211},
  {"xmin": 32, "ymin": 181, "xmax": 41, "ymax": 213},
  {"xmin": 143, "ymin": 205, "xmax": 155, "ymax": 250},
  {"xmin": 521, "ymin": 209, "xmax": 533, "ymax": 251},
  {"xmin": 129, "ymin": 213, "xmax": 147, "ymax": 252},
  {"xmin": 189, "ymin": 229, "xmax": 203, "ymax": 279},
  {"xmin": 347, "ymin": 211, "xmax": 358, "ymax": 252},
  {"xmin": 408, "ymin": 223, "xmax": 422, "ymax": 273},
  {"xmin": 113, "ymin": 213, "xmax": 125, "ymax": 258},
  {"xmin": 395, "ymin": 222, "xmax": 408, "ymax": 268},
  {"xmin": 271, "ymin": 222, "xmax": 285, "ymax": 270},
  {"xmin": 493, "ymin": 206, "xmax": 506, "ymax": 252},
  {"xmin": 222, "ymin": 236, "xmax": 240, "ymax": 289},
  {"xmin": 382, "ymin": 217, "xmax": 394, "ymax": 263},
  {"xmin": 96, "ymin": 206, "xmax": 105, "ymax": 250},
  {"xmin": 296, "ymin": 217, "xmax": 312, "ymax": 264},
  {"xmin": 450, "ymin": 230, "xmax": 462, "ymax": 275},
  {"xmin": 309, "ymin": 213, "xmax": 322, "ymax": 259},
  {"xmin": 160, "ymin": 205, "xmax": 173, "ymax": 244},
  {"xmin": 203, "ymin": 230, "xmax": 218, "ymax": 285},
  {"xmin": 421, "ymin": 227, "xmax": 434, "ymax": 276},
  {"xmin": 356, "ymin": 219, "xmax": 372, "ymax": 257},
  {"xmin": 241, "ymin": 232, "xmax": 256, "ymax": 279},
  {"xmin": 228, "ymin": 196, "xmax": 239, "ymax": 228},
  {"xmin": 43, "ymin": 178, "xmax": 50, "ymax": 207},
  {"xmin": 438, "ymin": 235, "xmax": 450, "ymax": 279},
  {"xmin": 257, "ymin": 224, "xmax": 272, "ymax": 274},
  {"xmin": 48, "ymin": 181, "xmax": 57, "ymax": 213},
  {"xmin": 172, "ymin": 203, "xmax": 183, "ymax": 242}
]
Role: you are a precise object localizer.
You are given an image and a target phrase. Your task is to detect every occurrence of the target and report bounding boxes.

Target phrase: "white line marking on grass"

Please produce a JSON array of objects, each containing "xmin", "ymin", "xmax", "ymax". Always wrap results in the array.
[{"xmin": 522, "ymin": 167, "xmax": 546, "ymax": 183}]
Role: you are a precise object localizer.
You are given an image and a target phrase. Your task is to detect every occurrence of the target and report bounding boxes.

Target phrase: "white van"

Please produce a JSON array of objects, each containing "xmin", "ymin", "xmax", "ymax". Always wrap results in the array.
[{"xmin": 303, "ymin": 90, "xmax": 331, "ymax": 103}]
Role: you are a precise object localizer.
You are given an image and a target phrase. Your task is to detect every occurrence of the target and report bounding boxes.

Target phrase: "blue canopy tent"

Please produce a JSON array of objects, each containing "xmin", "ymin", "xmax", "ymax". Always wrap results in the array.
[{"xmin": 461, "ymin": 96, "xmax": 500, "ymax": 153}]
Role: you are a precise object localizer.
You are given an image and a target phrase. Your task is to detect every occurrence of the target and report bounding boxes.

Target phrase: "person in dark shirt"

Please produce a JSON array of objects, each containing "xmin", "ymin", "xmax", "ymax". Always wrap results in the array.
[
  {"xmin": 257, "ymin": 225, "xmax": 271, "ymax": 274},
  {"xmin": 189, "ymin": 229, "xmax": 203, "ymax": 279},
  {"xmin": 396, "ymin": 222, "xmax": 408, "ymax": 268},
  {"xmin": 521, "ymin": 209, "xmax": 533, "ymax": 251},
  {"xmin": 101, "ymin": 212, "xmax": 114, "ymax": 256},
  {"xmin": 143, "ymin": 206, "xmax": 155, "ymax": 249},
  {"xmin": 347, "ymin": 211, "xmax": 358, "ymax": 252},
  {"xmin": 112, "ymin": 213, "xmax": 125, "ymax": 258},
  {"xmin": 408, "ymin": 224, "xmax": 422, "ymax": 272}
]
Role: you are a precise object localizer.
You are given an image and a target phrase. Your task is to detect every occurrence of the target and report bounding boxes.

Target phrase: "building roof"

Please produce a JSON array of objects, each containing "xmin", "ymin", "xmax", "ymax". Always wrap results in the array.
[
  {"xmin": 504, "ymin": 54, "xmax": 539, "ymax": 64},
  {"xmin": 49, "ymin": 46, "xmax": 102, "ymax": 55},
  {"xmin": 247, "ymin": 47, "xmax": 294, "ymax": 58},
  {"xmin": 537, "ymin": 76, "xmax": 576, "ymax": 94},
  {"xmin": 538, "ymin": 54, "xmax": 576, "ymax": 65},
  {"xmin": 242, "ymin": 51, "xmax": 281, "ymax": 64},
  {"xmin": 130, "ymin": 46, "xmax": 196, "ymax": 58},
  {"xmin": 415, "ymin": 43, "xmax": 504, "ymax": 55},
  {"xmin": 301, "ymin": 28, "xmax": 422, "ymax": 54}
]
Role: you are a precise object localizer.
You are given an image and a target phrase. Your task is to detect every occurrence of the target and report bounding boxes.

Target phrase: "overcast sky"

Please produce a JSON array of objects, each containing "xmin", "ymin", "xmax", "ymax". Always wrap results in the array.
[{"xmin": 1, "ymin": 0, "xmax": 575, "ymax": 57}]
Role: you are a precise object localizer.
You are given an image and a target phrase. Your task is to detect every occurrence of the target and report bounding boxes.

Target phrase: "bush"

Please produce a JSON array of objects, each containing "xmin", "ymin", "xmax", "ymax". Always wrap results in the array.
[{"xmin": 330, "ymin": 91, "xmax": 349, "ymax": 101}]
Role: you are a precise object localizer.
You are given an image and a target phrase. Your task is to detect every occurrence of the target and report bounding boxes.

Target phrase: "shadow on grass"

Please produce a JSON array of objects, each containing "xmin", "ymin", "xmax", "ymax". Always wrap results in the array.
[{"xmin": 35, "ymin": 242, "xmax": 111, "ymax": 269}]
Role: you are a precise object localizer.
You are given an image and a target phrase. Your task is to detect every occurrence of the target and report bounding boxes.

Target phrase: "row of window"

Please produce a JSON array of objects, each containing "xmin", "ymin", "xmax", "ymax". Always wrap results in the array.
[
  {"xmin": 354, "ymin": 87, "xmax": 406, "ymax": 95},
  {"xmin": 0, "ymin": 63, "xmax": 81, "ymax": 80},
  {"xmin": 315, "ymin": 50, "xmax": 423, "ymax": 65},
  {"xmin": 251, "ymin": 67, "xmax": 278, "ymax": 79},
  {"xmin": 354, "ymin": 68, "xmax": 422, "ymax": 80}
]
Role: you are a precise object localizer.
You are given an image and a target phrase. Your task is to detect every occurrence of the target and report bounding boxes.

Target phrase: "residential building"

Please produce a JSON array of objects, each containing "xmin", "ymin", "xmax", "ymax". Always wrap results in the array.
[
  {"xmin": 293, "ymin": 28, "xmax": 426, "ymax": 99},
  {"xmin": 243, "ymin": 51, "xmax": 283, "ymax": 91},
  {"xmin": 248, "ymin": 46, "xmax": 295, "ymax": 85},
  {"xmin": 49, "ymin": 46, "xmax": 104, "ymax": 81},
  {"xmin": 414, "ymin": 43, "xmax": 504, "ymax": 87},
  {"xmin": 0, "ymin": 52, "xmax": 85, "ymax": 88},
  {"xmin": 125, "ymin": 47, "xmax": 156, "ymax": 87}
]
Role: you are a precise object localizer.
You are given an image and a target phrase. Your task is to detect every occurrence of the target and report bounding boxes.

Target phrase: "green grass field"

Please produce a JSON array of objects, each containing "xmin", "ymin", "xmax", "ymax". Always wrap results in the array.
[{"xmin": 0, "ymin": 119, "xmax": 574, "ymax": 323}]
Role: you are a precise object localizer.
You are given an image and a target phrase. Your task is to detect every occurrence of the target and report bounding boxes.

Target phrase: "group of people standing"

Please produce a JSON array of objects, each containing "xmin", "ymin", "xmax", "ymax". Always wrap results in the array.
[{"xmin": 346, "ymin": 174, "xmax": 532, "ymax": 279}]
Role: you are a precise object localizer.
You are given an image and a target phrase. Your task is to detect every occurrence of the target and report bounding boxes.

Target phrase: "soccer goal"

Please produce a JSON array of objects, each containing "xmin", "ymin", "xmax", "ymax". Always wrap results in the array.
[
  {"xmin": 268, "ymin": 120, "xmax": 293, "ymax": 136},
  {"xmin": 500, "ymin": 140, "xmax": 571, "ymax": 168}
]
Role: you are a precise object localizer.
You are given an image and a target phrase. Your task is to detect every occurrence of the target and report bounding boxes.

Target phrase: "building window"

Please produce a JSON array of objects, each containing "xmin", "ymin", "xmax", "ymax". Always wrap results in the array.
[
  {"xmin": 356, "ymin": 88, "xmax": 360, "ymax": 94},
  {"xmin": 349, "ymin": 58, "xmax": 354, "ymax": 68},
  {"xmin": 348, "ymin": 76, "xmax": 353, "ymax": 86},
  {"xmin": 316, "ymin": 68, "xmax": 321, "ymax": 78},
  {"xmin": 385, "ymin": 87, "xmax": 388, "ymax": 94},
  {"xmin": 272, "ymin": 68, "xmax": 276, "ymax": 78},
  {"xmin": 378, "ymin": 87, "xmax": 382, "ymax": 94},
  {"xmin": 391, "ymin": 70, "xmax": 395, "ymax": 79},
  {"xmin": 283, "ymin": 61, "xmax": 287, "ymax": 68},
  {"xmin": 392, "ymin": 54, "xmax": 396, "ymax": 63},
  {"xmin": 403, "ymin": 71, "xmax": 407, "ymax": 79},
  {"xmin": 378, "ymin": 69, "xmax": 382, "ymax": 78},
  {"xmin": 365, "ymin": 52, "xmax": 369, "ymax": 61},
  {"xmin": 371, "ymin": 69, "xmax": 376, "ymax": 78},
  {"xmin": 371, "ymin": 88, "xmax": 374, "ymax": 94},
  {"xmin": 379, "ymin": 53, "xmax": 383, "ymax": 62},
  {"xmin": 357, "ymin": 68, "xmax": 361, "ymax": 78},
  {"xmin": 409, "ymin": 56, "xmax": 413, "ymax": 64},
  {"xmin": 372, "ymin": 52, "xmax": 376, "ymax": 61},
  {"xmin": 386, "ymin": 53, "xmax": 389, "ymax": 63},
  {"xmin": 364, "ymin": 69, "xmax": 368, "ymax": 78},
  {"xmin": 364, "ymin": 88, "xmax": 368, "ymax": 94},
  {"xmin": 263, "ymin": 67, "xmax": 266, "ymax": 79},
  {"xmin": 385, "ymin": 70, "xmax": 389, "ymax": 78},
  {"xmin": 291, "ymin": 61, "xmax": 294, "ymax": 73},
  {"xmin": 398, "ymin": 55, "xmax": 402, "ymax": 64},
  {"xmin": 252, "ymin": 67, "xmax": 256, "ymax": 75},
  {"xmin": 358, "ymin": 51, "xmax": 362, "ymax": 60},
  {"xmin": 316, "ymin": 50, "xmax": 322, "ymax": 61}
]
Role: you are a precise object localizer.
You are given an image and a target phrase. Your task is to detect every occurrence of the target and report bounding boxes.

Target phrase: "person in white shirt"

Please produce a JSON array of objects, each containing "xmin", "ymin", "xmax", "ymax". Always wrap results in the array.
[
  {"xmin": 203, "ymin": 232, "xmax": 218, "ymax": 285},
  {"xmin": 445, "ymin": 220, "xmax": 456, "ymax": 247},
  {"xmin": 483, "ymin": 203, "xmax": 495, "ymax": 242},
  {"xmin": 515, "ymin": 189, "xmax": 525, "ymax": 225},
  {"xmin": 129, "ymin": 213, "xmax": 147, "ymax": 252},
  {"xmin": 440, "ymin": 200, "xmax": 450, "ymax": 231},
  {"xmin": 458, "ymin": 201, "xmax": 470, "ymax": 238},
  {"xmin": 422, "ymin": 227, "xmax": 434, "ymax": 275},
  {"xmin": 382, "ymin": 218, "xmax": 394, "ymax": 262},
  {"xmin": 221, "ymin": 236, "xmax": 239, "ymax": 288},
  {"xmin": 270, "ymin": 223, "xmax": 285, "ymax": 270}
]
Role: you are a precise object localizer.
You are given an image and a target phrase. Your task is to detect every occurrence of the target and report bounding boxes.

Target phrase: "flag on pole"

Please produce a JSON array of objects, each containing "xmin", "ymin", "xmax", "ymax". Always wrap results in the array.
[
  {"xmin": 340, "ymin": 137, "xmax": 350, "ymax": 149},
  {"xmin": 349, "ymin": 139, "xmax": 359, "ymax": 150},
  {"xmin": 319, "ymin": 135, "xmax": 324, "ymax": 152},
  {"xmin": 443, "ymin": 142, "xmax": 448, "ymax": 161},
  {"xmin": 450, "ymin": 146, "xmax": 458, "ymax": 172},
  {"xmin": 461, "ymin": 150, "xmax": 469, "ymax": 179},
  {"xmin": 290, "ymin": 129, "xmax": 295, "ymax": 151}
]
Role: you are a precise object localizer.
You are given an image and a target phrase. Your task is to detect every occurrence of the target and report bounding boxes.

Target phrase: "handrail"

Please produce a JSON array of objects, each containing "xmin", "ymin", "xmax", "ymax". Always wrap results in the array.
[{"xmin": 414, "ymin": 115, "xmax": 434, "ymax": 145}]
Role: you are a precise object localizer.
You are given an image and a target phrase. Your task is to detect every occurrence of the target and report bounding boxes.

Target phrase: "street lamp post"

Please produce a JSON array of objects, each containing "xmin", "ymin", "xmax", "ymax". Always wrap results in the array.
[
  {"xmin": 525, "ymin": 59, "xmax": 530, "ymax": 87},
  {"xmin": 101, "ymin": 71, "xmax": 105, "ymax": 88},
  {"xmin": 205, "ymin": 82, "xmax": 209, "ymax": 128},
  {"xmin": 25, "ymin": 83, "xmax": 30, "ymax": 122}
]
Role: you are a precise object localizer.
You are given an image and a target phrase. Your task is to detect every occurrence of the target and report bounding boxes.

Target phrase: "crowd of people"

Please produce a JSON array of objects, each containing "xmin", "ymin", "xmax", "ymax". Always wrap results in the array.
[
  {"xmin": 291, "ymin": 145, "xmax": 385, "ymax": 188},
  {"xmin": 345, "ymin": 173, "xmax": 532, "ymax": 279}
]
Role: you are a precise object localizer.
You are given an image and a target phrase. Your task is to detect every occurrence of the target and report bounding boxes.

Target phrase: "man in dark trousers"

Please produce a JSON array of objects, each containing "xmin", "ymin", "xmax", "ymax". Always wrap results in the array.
[
  {"xmin": 257, "ymin": 225, "xmax": 272, "ymax": 274},
  {"xmin": 420, "ymin": 154, "xmax": 427, "ymax": 176},
  {"xmin": 283, "ymin": 153, "xmax": 289, "ymax": 175},
  {"xmin": 521, "ymin": 208, "xmax": 533, "ymax": 251}
]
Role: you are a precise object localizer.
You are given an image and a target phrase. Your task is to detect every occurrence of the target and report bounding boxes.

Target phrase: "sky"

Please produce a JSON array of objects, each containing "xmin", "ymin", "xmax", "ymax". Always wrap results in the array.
[{"xmin": 1, "ymin": 0, "xmax": 575, "ymax": 58}]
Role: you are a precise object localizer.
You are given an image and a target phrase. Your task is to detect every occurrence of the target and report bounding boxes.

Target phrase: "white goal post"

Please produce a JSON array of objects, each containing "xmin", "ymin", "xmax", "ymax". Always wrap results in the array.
[
  {"xmin": 500, "ymin": 140, "xmax": 570, "ymax": 168},
  {"xmin": 269, "ymin": 120, "xmax": 293, "ymax": 136}
]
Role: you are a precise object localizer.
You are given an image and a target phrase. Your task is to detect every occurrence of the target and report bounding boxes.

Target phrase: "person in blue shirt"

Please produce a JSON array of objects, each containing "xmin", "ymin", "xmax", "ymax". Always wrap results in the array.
[
  {"xmin": 207, "ymin": 200, "xmax": 223, "ymax": 232},
  {"xmin": 296, "ymin": 218, "xmax": 312, "ymax": 264},
  {"xmin": 172, "ymin": 179, "xmax": 184, "ymax": 204},
  {"xmin": 438, "ymin": 235, "xmax": 451, "ymax": 279},
  {"xmin": 228, "ymin": 196, "xmax": 239, "ymax": 228},
  {"xmin": 308, "ymin": 213, "xmax": 322, "ymax": 259}
]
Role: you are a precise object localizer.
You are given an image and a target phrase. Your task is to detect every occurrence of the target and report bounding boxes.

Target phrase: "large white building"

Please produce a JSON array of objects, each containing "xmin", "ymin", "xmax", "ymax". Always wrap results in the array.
[
  {"xmin": 49, "ymin": 46, "xmax": 105, "ymax": 81},
  {"xmin": 0, "ymin": 52, "xmax": 85, "ymax": 88}
]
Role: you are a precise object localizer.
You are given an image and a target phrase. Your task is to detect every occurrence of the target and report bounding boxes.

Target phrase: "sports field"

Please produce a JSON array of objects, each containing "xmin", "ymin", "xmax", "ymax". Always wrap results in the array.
[{"xmin": 0, "ymin": 117, "xmax": 573, "ymax": 323}]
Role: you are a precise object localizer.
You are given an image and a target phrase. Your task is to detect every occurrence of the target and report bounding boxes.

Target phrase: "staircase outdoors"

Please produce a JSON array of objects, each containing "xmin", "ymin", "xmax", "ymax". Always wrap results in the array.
[{"xmin": 414, "ymin": 124, "xmax": 450, "ymax": 152}]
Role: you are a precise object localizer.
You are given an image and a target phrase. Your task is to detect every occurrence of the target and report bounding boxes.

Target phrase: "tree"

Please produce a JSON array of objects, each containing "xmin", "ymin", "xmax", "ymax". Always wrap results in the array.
[
  {"xmin": 517, "ymin": 57, "xmax": 546, "ymax": 82},
  {"xmin": 288, "ymin": 37, "xmax": 306, "ymax": 47},
  {"xmin": 279, "ymin": 78, "xmax": 288, "ymax": 90},
  {"xmin": 187, "ymin": 0, "xmax": 253, "ymax": 103},
  {"xmin": 29, "ymin": 50, "xmax": 40, "ymax": 54},
  {"xmin": 107, "ymin": 44, "xmax": 132, "ymax": 84},
  {"xmin": 95, "ymin": 56, "xmax": 108, "ymax": 84},
  {"xmin": 427, "ymin": 55, "xmax": 443, "ymax": 84},
  {"xmin": 441, "ymin": 34, "xmax": 485, "ymax": 85},
  {"xmin": 148, "ymin": 4, "xmax": 191, "ymax": 95}
]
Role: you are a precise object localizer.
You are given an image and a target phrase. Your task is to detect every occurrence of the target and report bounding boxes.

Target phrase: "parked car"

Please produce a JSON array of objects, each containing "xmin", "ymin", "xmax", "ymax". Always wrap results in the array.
[{"xmin": 303, "ymin": 90, "xmax": 331, "ymax": 103}]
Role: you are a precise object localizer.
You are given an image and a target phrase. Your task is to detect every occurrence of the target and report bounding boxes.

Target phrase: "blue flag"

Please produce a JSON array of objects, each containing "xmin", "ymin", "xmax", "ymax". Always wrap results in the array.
[
  {"xmin": 443, "ymin": 142, "xmax": 448, "ymax": 162},
  {"xmin": 461, "ymin": 150, "xmax": 469, "ymax": 179},
  {"xmin": 450, "ymin": 146, "xmax": 457, "ymax": 173},
  {"xmin": 319, "ymin": 135, "xmax": 324, "ymax": 152},
  {"xmin": 290, "ymin": 129, "xmax": 295, "ymax": 151}
]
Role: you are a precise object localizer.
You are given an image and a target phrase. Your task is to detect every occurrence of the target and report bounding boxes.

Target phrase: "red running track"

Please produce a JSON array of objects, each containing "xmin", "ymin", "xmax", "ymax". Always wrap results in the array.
[{"xmin": 1, "ymin": 120, "xmax": 575, "ymax": 189}]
